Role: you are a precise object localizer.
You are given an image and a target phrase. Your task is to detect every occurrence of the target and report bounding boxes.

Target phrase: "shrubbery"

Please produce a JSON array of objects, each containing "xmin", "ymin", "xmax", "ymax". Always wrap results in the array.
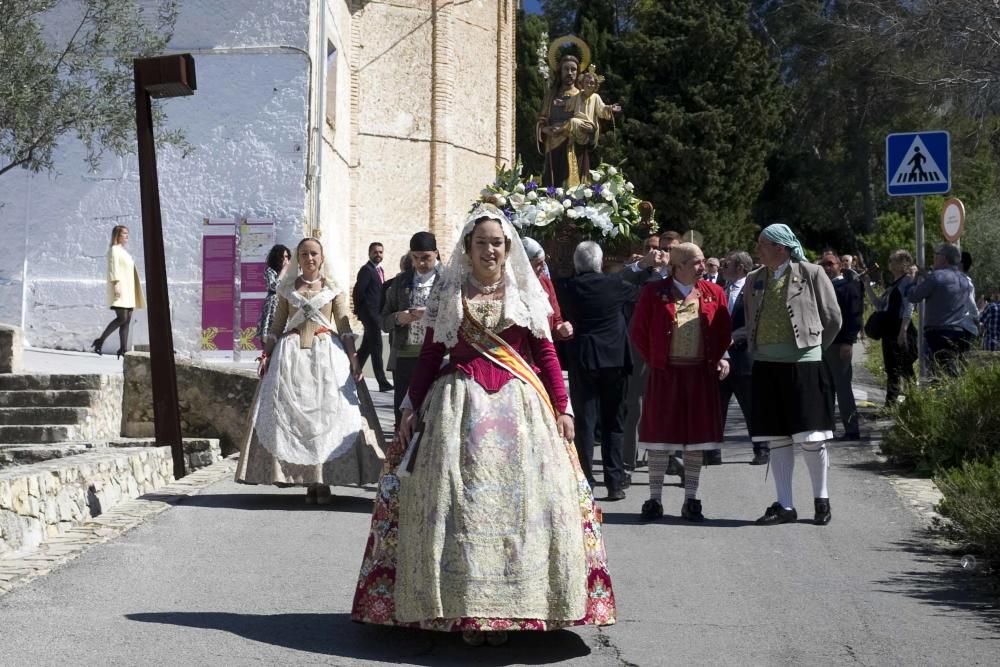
[
  {"xmin": 882, "ymin": 359, "xmax": 1000, "ymax": 562},
  {"xmin": 881, "ymin": 361, "xmax": 1000, "ymax": 473},
  {"xmin": 936, "ymin": 458, "xmax": 1000, "ymax": 562}
]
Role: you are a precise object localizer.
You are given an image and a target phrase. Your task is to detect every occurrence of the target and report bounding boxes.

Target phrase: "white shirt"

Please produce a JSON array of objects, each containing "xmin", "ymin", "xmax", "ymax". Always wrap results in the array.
[
  {"xmin": 627, "ymin": 261, "xmax": 669, "ymax": 278},
  {"xmin": 726, "ymin": 277, "xmax": 746, "ymax": 313},
  {"xmin": 673, "ymin": 279, "xmax": 694, "ymax": 297}
]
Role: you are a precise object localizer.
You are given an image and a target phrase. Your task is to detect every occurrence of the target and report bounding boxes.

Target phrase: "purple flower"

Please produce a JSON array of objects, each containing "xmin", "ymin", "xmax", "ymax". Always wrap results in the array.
[
  {"xmin": 546, "ymin": 186, "xmax": 557, "ymax": 197},
  {"xmin": 573, "ymin": 198, "xmax": 585, "ymax": 207},
  {"xmin": 527, "ymin": 180, "xmax": 538, "ymax": 191},
  {"xmin": 593, "ymin": 183, "xmax": 604, "ymax": 194}
]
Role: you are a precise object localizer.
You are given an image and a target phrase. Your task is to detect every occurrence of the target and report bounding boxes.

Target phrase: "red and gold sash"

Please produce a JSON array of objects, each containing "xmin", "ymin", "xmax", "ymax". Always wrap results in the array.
[{"xmin": 459, "ymin": 299, "xmax": 557, "ymax": 419}]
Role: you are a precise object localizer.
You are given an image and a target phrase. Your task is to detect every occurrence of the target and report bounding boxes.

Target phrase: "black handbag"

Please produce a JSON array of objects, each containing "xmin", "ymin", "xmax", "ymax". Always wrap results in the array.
[{"xmin": 864, "ymin": 310, "xmax": 891, "ymax": 340}]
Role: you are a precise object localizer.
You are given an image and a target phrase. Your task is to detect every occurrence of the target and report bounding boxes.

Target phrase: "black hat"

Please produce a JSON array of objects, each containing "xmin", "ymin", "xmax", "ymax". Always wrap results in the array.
[{"xmin": 410, "ymin": 231, "xmax": 437, "ymax": 252}]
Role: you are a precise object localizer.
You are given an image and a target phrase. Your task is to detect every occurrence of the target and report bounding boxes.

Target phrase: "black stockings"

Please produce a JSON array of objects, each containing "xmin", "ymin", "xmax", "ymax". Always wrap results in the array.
[{"xmin": 97, "ymin": 307, "xmax": 133, "ymax": 354}]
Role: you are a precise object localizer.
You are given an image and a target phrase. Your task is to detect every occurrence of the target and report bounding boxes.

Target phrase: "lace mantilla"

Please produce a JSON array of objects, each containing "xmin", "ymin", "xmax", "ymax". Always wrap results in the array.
[{"xmin": 424, "ymin": 204, "xmax": 552, "ymax": 348}]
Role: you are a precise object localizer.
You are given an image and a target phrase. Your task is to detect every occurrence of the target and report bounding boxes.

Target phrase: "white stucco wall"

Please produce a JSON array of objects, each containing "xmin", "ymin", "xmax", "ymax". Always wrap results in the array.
[{"xmin": 0, "ymin": 0, "xmax": 313, "ymax": 354}]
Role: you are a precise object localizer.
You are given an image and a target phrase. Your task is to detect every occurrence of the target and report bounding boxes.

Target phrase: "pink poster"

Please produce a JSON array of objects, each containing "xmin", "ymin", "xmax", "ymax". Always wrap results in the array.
[
  {"xmin": 237, "ymin": 218, "xmax": 276, "ymax": 353},
  {"xmin": 201, "ymin": 219, "xmax": 236, "ymax": 355}
]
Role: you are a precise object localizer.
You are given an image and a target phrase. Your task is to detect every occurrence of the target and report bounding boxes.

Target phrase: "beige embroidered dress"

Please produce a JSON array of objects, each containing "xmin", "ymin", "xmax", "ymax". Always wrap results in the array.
[{"xmin": 235, "ymin": 281, "xmax": 383, "ymax": 486}]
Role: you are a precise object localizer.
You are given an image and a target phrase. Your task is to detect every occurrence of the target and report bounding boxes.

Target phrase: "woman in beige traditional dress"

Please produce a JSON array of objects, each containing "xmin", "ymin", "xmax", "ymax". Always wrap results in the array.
[
  {"xmin": 236, "ymin": 237, "xmax": 383, "ymax": 503},
  {"xmin": 92, "ymin": 225, "xmax": 145, "ymax": 358},
  {"xmin": 351, "ymin": 205, "xmax": 616, "ymax": 646}
]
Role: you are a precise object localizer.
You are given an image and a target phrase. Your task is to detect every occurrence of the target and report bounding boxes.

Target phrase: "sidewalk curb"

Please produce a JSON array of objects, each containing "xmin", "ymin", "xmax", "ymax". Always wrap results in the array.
[{"xmin": 0, "ymin": 456, "xmax": 237, "ymax": 598}]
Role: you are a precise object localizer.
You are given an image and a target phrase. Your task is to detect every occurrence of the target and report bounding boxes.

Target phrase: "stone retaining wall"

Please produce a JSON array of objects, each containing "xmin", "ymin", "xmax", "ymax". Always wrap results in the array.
[
  {"xmin": 0, "ymin": 324, "xmax": 23, "ymax": 374},
  {"xmin": 123, "ymin": 353, "xmax": 257, "ymax": 455},
  {"xmin": 0, "ymin": 447, "xmax": 173, "ymax": 556}
]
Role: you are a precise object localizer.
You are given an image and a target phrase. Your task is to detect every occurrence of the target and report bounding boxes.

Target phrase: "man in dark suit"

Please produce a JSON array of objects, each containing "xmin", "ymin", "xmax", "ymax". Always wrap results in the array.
[
  {"xmin": 562, "ymin": 241, "xmax": 641, "ymax": 500},
  {"xmin": 720, "ymin": 251, "xmax": 769, "ymax": 465},
  {"xmin": 353, "ymin": 241, "xmax": 392, "ymax": 391},
  {"xmin": 705, "ymin": 257, "xmax": 724, "ymax": 285}
]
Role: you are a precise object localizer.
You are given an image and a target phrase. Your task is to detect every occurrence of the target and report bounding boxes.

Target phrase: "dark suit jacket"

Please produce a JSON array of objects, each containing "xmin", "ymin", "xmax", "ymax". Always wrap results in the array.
[
  {"xmin": 727, "ymin": 284, "xmax": 752, "ymax": 376},
  {"xmin": 353, "ymin": 261, "xmax": 383, "ymax": 322},
  {"xmin": 561, "ymin": 271, "xmax": 640, "ymax": 371},
  {"xmin": 706, "ymin": 273, "xmax": 725, "ymax": 286},
  {"xmin": 620, "ymin": 264, "xmax": 667, "ymax": 287}
]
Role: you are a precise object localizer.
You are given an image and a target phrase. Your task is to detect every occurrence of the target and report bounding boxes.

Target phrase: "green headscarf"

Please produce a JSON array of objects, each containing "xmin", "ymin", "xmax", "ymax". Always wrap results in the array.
[{"xmin": 760, "ymin": 223, "xmax": 806, "ymax": 261}]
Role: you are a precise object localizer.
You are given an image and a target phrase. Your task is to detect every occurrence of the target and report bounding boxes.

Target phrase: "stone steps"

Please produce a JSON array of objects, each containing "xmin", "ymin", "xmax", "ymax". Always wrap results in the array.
[
  {"xmin": 0, "ymin": 425, "xmax": 79, "ymax": 445},
  {"xmin": 0, "ymin": 444, "xmax": 89, "ymax": 467},
  {"xmin": 0, "ymin": 375, "xmax": 105, "ymax": 391},
  {"xmin": 0, "ymin": 407, "xmax": 89, "ymax": 425},
  {"xmin": 0, "ymin": 389, "xmax": 98, "ymax": 409}
]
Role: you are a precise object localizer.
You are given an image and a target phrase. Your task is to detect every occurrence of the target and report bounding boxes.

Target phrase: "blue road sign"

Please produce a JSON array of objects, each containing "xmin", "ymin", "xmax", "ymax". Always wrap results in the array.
[{"xmin": 886, "ymin": 131, "xmax": 950, "ymax": 196}]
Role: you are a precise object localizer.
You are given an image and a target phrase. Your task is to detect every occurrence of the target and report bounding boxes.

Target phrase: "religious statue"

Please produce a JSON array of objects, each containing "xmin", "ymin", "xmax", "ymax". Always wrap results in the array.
[{"xmin": 537, "ymin": 37, "xmax": 623, "ymax": 188}]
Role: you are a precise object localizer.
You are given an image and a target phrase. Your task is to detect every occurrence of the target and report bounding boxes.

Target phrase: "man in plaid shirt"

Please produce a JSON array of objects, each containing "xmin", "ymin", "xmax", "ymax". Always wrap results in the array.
[{"xmin": 981, "ymin": 297, "xmax": 1000, "ymax": 351}]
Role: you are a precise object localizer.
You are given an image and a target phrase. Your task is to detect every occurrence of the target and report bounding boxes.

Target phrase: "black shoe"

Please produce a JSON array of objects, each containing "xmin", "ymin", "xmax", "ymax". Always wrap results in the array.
[
  {"xmin": 703, "ymin": 450, "xmax": 723, "ymax": 466},
  {"xmin": 681, "ymin": 498, "xmax": 704, "ymax": 522},
  {"xmin": 378, "ymin": 383, "xmax": 394, "ymax": 392},
  {"xmin": 755, "ymin": 502, "xmax": 797, "ymax": 525},
  {"xmin": 640, "ymin": 498, "xmax": 663, "ymax": 521},
  {"xmin": 837, "ymin": 432, "xmax": 861, "ymax": 442},
  {"xmin": 91, "ymin": 338, "xmax": 103, "ymax": 356},
  {"xmin": 606, "ymin": 487, "xmax": 626, "ymax": 501},
  {"xmin": 622, "ymin": 472, "xmax": 632, "ymax": 489},
  {"xmin": 814, "ymin": 498, "xmax": 832, "ymax": 525},
  {"xmin": 750, "ymin": 449, "xmax": 770, "ymax": 466}
]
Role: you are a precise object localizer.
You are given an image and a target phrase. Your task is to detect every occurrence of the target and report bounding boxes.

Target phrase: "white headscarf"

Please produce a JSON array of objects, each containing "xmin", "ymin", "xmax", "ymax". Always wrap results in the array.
[
  {"xmin": 423, "ymin": 204, "xmax": 553, "ymax": 348},
  {"xmin": 276, "ymin": 237, "xmax": 344, "ymax": 300}
]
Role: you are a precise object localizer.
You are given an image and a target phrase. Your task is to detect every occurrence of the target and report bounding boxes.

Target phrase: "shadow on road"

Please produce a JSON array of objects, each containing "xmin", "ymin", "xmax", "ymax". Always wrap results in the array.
[
  {"xmin": 599, "ymin": 512, "xmax": 758, "ymax": 527},
  {"xmin": 125, "ymin": 612, "xmax": 591, "ymax": 665},
  {"xmin": 150, "ymin": 493, "xmax": 376, "ymax": 514},
  {"xmin": 872, "ymin": 538, "xmax": 1000, "ymax": 631}
]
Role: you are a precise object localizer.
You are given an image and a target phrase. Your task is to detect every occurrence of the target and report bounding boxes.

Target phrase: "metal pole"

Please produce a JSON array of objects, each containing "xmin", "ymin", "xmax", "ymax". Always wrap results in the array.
[
  {"xmin": 134, "ymin": 62, "xmax": 186, "ymax": 479},
  {"xmin": 915, "ymin": 195, "xmax": 926, "ymax": 380}
]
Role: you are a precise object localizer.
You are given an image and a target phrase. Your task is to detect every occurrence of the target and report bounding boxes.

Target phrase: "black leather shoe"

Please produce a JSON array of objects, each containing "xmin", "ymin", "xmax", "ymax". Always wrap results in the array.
[
  {"xmin": 814, "ymin": 498, "xmax": 832, "ymax": 525},
  {"xmin": 378, "ymin": 383, "xmax": 394, "ymax": 392},
  {"xmin": 622, "ymin": 473, "xmax": 632, "ymax": 489},
  {"xmin": 640, "ymin": 498, "xmax": 663, "ymax": 521},
  {"xmin": 703, "ymin": 450, "xmax": 723, "ymax": 466},
  {"xmin": 91, "ymin": 338, "xmax": 103, "ymax": 356},
  {"xmin": 750, "ymin": 449, "xmax": 770, "ymax": 466},
  {"xmin": 755, "ymin": 502, "xmax": 797, "ymax": 525},
  {"xmin": 606, "ymin": 487, "xmax": 626, "ymax": 501},
  {"xmin": 681, "ymin": 498, "xmax": 704, "ymax": 522}
]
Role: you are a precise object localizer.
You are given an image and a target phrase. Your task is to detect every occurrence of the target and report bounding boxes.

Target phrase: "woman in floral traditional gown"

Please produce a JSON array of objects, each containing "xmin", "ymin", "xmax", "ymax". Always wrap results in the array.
[
  {"xmin": 236, "ymin": 238, "xmax": 383, "ymax": 503},
  {"xmin": 351, "ymin": 204, "xmax": 616, "ymax": 646}
]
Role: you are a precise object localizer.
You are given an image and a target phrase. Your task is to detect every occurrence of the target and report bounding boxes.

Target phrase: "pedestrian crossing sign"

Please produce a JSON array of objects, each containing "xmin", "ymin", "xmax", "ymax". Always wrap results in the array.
[{"xmin": 885, "ymin": 131, "xmax": 950, "ymax": 196}]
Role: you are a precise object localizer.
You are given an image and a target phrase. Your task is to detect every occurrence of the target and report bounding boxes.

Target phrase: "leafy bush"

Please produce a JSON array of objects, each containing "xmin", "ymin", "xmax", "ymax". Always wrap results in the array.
[
  {"xmin": 880, "ymin": 361, "xmax": 1000, "ymax": 473},
  {"xmin": 936, "ymin": 457, "xmax": 1000, "ymax": 562}
]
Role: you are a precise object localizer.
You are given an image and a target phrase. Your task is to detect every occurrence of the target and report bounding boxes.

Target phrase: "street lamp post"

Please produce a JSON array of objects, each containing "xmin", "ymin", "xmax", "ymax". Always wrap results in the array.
[{"xmin": 133, "ymin": 54, "xmax": 196, "ymax": 479}]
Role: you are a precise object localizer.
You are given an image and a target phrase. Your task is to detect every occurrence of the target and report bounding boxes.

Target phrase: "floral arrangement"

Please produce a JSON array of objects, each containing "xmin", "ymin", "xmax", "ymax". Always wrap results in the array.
[{"xmin": 479, "ymin": 160, "xmax": 654, "ymax": 242}]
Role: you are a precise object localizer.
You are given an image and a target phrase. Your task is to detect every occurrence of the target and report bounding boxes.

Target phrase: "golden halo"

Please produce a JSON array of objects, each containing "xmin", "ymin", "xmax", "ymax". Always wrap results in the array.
[{"xmin": 547, "ymin": 35, "xmax": 591, "ymax": 80}]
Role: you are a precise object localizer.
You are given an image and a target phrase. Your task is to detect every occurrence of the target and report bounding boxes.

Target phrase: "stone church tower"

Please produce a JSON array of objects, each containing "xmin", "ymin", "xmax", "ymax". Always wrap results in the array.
[{"xmin": 0, "ymin": 0, "xmax": 516, "ymax": 354}]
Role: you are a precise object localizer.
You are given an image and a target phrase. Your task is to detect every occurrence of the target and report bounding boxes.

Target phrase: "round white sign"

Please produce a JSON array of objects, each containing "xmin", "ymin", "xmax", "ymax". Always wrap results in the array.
[{"xmin": 940, "ymin": 198, "xmax": 965, "ymax": 242}]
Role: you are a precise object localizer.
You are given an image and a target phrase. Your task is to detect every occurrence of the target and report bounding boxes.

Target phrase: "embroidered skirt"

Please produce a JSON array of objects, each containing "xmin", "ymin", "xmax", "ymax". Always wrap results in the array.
[
  {"xmin": 638, "ymin": 362, "xmax": 724, "ymax": 451},
  {"xmin": 351, "ymin": 371, "xmax": 616, "ymax": 631}
]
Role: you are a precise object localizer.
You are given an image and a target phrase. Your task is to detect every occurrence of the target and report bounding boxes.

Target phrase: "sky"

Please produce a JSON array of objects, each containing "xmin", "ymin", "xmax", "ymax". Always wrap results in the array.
[{"xmin": 522, "ymin": 0, "xmax": 544, "ymax": 14}]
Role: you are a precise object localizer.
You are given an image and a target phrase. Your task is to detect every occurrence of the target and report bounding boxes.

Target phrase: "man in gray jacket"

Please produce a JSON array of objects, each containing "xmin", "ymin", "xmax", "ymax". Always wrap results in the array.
[
  {"xmin": 381, "ymin": 232, "xmax": 439, "ymax": 428},
  {"xmin": 743, "ymin": 224, "xmax": 841, "ymax": 526},
  {"xmin": 908, "ymin": 242, "xmax": 977, "ymax": 377}
]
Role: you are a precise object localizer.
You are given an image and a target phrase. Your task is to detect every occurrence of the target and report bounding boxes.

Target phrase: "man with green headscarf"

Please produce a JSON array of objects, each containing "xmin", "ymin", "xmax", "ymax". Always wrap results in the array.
[{"xmin": 743, "ymin": 223, "xmax": 842, "ymax": 526}]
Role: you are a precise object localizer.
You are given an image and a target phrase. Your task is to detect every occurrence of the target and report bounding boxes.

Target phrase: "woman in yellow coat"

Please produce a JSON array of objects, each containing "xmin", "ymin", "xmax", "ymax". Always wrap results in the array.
[{"xmin": 92, "ymin": 225, "xmax": 145, "ymax": 358}]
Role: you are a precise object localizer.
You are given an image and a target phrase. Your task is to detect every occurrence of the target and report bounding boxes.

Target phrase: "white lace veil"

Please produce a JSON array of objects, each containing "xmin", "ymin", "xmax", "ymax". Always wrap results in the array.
[
  {"xmin": 424, "ymin": 204, "xmax": 553, "ymax": 348},
  {"xmin": 276, "ymin": 237, "xmax": 344, "ymax": 299}
]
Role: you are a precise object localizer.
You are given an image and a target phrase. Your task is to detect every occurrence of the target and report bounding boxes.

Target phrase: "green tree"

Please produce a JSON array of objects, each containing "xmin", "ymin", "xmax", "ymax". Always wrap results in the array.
[
  {"xmin": 515, "ymin": 10, "xmax": 548, "ymax": 176},
  {"xmin": 0, "ymin": 0, "xmax": 184, "ymax": 178},
  {"xmin": 609, "ymin": 0, "xmax": 787, "ymax": 255}
]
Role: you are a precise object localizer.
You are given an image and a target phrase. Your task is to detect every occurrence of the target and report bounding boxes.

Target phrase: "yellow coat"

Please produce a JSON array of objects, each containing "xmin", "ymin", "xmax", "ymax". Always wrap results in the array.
[{"xmin": 107, "ymin": 244, "xmax": 146, "ymax": 309}]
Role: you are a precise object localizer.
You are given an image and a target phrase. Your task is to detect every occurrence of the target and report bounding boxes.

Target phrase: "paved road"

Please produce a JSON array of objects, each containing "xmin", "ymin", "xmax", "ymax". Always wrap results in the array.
[{"xmin": 2, "ymin": 371, "xmax": 999, "ymax": 664}]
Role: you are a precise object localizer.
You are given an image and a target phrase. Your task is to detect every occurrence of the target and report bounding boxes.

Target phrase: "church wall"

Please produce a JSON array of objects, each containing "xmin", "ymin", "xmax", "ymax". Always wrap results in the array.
[{"xmin": 0, "ymin": 0, "xmax": 313, "ymax": 354}]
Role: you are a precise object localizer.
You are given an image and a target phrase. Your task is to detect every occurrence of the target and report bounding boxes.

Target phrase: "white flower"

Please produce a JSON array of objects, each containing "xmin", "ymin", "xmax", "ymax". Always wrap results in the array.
[
  {"xmin": 583, "ymin": 188, "xmax": 594, "ymax": 199},
  {"xmin": 509, "ymin": 193, "xmax": 526, "ymax": 208},
  {"xmin": 625, "ymin": 182, "xmax": 635, "ymax": 192},
  {"xmin": 589, "ymin": 169, "xmax": 603, "ymax": 181},
  {"xmin": 495, "ymin": 195, "xmax": 507, "ymax": 206},
  {"xmin": 515, "ymin": 183, "xmax": 526, "ymax": 193},
  {"xmin": 527, "ymin": 191, "xmax": 538, "ymax": 202},
  {"xmin": 607, "ymin": 166, "xmax": 618, "ymax": 176},
  {"xmin": 562, "ymin": 199, "xmax": 572, "ymax": 209},
  {"xmin": 602, "ymin": 188, "xmax": 614, "ymax": 200},
  {"xmin": 566, "ymin": 207, "xmax": 581, "ymax": 219},
  {"xmin": 555, "ymin": 187, "xmax": 564, "ymax": 197}
]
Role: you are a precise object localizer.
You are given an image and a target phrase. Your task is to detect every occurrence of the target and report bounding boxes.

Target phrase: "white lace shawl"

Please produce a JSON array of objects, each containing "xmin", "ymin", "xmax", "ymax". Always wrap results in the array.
[{"xmin": 423, "ymin": 204, "xmax": 553, "ymax": 348}]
